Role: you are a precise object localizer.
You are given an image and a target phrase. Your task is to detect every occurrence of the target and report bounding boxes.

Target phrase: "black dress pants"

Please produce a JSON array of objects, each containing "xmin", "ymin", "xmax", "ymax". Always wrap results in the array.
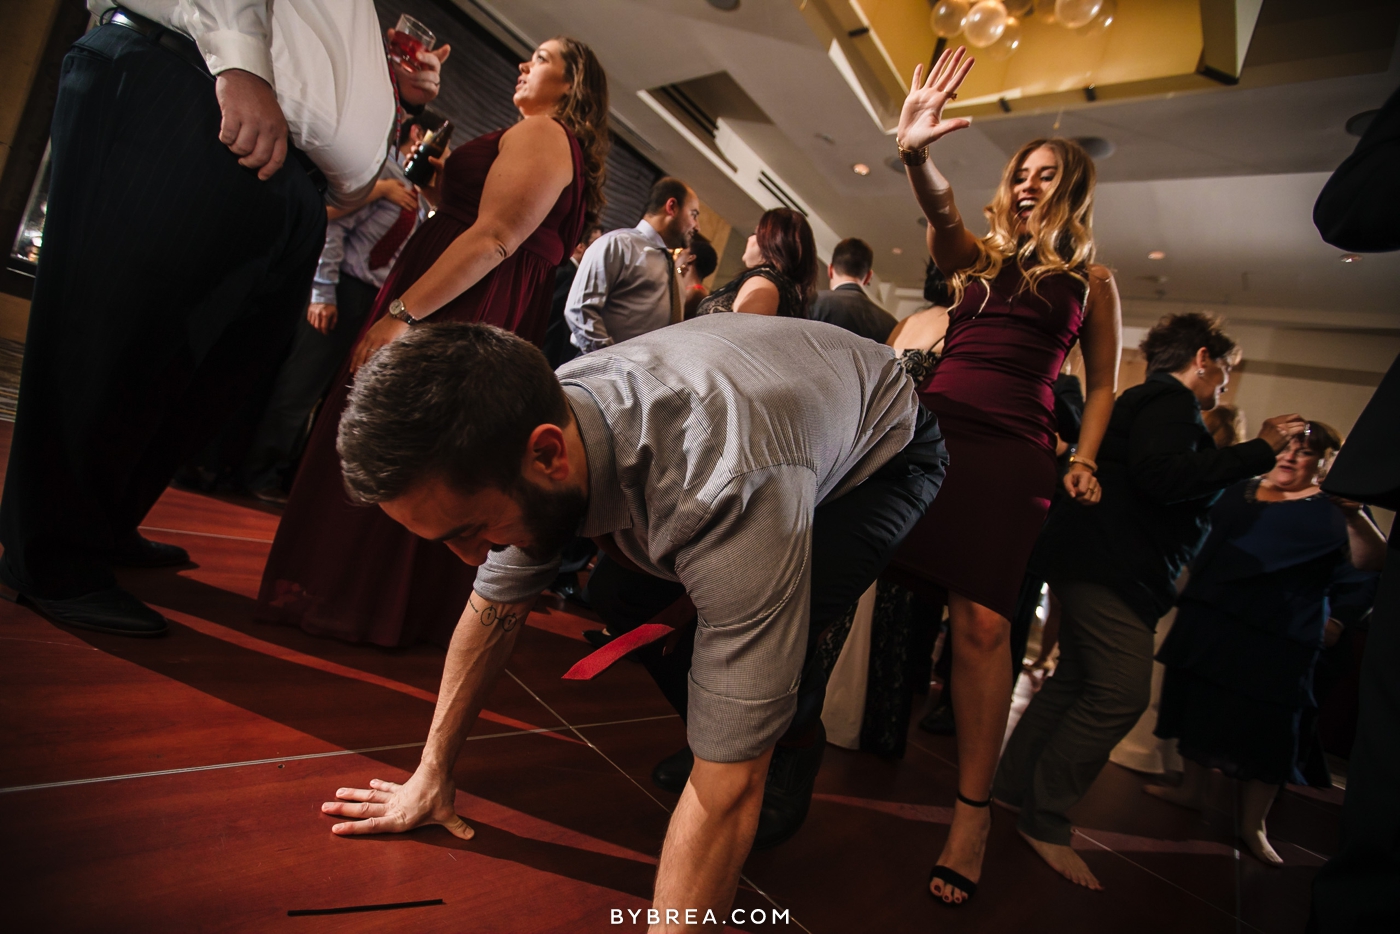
[
  {"xmin": 0, "ymin": 23, "xmax": 325, "ymax": 598},
  {"xmin": 586, "ymin": 406, "xmax": 947, "ymax": 751},
  {"xmin": 243, "ymin": 274, "xmax": 379, "ymax": 493}
]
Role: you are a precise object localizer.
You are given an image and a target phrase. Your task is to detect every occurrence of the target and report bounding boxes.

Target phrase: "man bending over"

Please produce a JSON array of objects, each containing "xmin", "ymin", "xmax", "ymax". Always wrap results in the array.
[{"xmin": 320, "ymin": 314, "xmax": 946, "ymax": 927}]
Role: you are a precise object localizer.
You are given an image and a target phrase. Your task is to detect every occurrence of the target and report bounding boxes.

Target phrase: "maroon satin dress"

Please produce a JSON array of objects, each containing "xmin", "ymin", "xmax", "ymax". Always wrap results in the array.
[
  {"xmin": 891, "ymin": 261, "xmax": 1088, "ymax": 619},
  {"xmin": 256, "ymin": 125, "xmax": 587, "ymax": 647}
]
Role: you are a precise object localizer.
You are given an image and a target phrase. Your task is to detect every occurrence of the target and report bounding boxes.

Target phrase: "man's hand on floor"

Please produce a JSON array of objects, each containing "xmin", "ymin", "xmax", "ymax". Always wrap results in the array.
[{"xmin": 322, "ymin": 768, "xmax": 474, "ymax": 840}]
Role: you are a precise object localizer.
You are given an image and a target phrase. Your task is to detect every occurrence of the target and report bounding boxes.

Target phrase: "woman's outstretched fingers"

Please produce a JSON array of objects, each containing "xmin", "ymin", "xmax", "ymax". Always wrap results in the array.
[{"xmin": 911, "ymin": 63, "xmax": 924, "ymax": 93}]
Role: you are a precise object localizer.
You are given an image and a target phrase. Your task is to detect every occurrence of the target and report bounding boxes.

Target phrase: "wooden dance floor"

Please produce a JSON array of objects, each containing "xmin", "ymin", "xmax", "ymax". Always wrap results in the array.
[{"xmin": 0, "ymin": 420, "xmax": 1339, "ymax": 932}]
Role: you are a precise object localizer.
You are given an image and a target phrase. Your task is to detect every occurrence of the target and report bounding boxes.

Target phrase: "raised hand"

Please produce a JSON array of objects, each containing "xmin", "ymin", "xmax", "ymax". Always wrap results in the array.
[
  {"xmin": 322, "ymin": 769, "xmax": 474, "ymax": 840},
  {"xmin": 897, "ymin": 47, "xmax": 976, "ymax": 153}
]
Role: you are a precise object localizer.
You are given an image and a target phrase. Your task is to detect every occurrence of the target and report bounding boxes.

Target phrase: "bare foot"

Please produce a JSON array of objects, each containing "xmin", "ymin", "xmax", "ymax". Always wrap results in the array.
[
  {"xmin": 1018, "ymin": 830, "xmax": 1104, "ymax": 890},
  {"xmin": 1144, "ymin": 782, "xmax": 1203, "ymax": 811},
  {"xmin": 929, "ymin": 801, "xmax": 991, "ymax": 905},
  {"xmin": 1243, "ymin": 828, "xmax": 1283, "ymax": 866}
]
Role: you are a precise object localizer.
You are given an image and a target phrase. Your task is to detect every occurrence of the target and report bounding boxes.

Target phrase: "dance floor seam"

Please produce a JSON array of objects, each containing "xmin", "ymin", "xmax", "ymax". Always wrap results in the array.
[{"xmin": 0, "ymin": 715, "xmax": 682, "ymax": 796}]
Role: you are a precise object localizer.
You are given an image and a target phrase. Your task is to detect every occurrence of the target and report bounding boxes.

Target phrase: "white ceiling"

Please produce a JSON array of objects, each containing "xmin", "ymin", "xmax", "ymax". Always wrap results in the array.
[{"xmin": 457, "ymin": 0, "xmax": 1400, "ymax": 320}]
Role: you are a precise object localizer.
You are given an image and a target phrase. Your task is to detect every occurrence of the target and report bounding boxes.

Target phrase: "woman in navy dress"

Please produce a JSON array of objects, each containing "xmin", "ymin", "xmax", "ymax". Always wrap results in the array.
[{"xmin": 1150, "ymin": 423, "xmax": 1385, "ymax": 864}]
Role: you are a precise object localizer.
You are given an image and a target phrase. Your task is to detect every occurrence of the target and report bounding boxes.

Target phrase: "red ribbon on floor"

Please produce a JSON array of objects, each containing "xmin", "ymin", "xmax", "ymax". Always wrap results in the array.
[{"xmin": 562, "ymin": 594, "xmax": 696, "ymax": 681}]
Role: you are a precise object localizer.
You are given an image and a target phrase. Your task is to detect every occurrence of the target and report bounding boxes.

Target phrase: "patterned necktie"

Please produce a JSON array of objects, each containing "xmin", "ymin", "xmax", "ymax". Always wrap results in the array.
[{"xmin": 368, "ymin": 204, "xmax": 416, "ymax": 270}]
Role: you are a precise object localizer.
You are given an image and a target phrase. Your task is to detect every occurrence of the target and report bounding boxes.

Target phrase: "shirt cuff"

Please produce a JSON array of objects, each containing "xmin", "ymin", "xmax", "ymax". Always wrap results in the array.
[
  {"xmin": 310, "ymin": 283, "xmax": 337, "ymax": 306},
  {"xmin": 685, "ymin": 676, "xmax": 797, "ymax": 763},
  {"xmin": 472, "ymin": 547, "xmax": 560, "ymax": 605},
  {"xmin": 196, "ymin": 30, "xmax": 275, "ymax": 86}
]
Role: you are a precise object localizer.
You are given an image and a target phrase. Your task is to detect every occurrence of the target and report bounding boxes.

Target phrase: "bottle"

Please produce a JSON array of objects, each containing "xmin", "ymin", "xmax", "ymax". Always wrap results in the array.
[{"xmin": 403, "ymin": 121, "xmax": 454, "ymax": 187}]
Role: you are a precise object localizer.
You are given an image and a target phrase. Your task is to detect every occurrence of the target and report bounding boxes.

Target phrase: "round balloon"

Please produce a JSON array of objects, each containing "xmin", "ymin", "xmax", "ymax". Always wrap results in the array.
[
  {"xmin": 930, "ymin": 0, "xmax": 970, "ymax": 38},
  {"xmin": 1075, "ymin": 0, "xmax": 1117, "ymax": 36},
  {"xmin": 986, "ymin": 16, "xmax": 1022, "ymax": 60},
  {"xmin": 1004, "ymin": 0, "xmax": 1034, "ymax": 15},
  {"xmin": 1055, "ymin": 0, "xmax": 1103, "ymax": 30},
  {"xmin": 964, "ymin": 0, "xmax": 1008, "ymax": 48}
]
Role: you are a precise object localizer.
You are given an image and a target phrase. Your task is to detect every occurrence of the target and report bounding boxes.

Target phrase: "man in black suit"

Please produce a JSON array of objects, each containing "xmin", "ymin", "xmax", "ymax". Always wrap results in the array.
[
  {"xmin": 1309, "ymin": 83, "xmax": 1400, "ymax": 934},
  {"xmin": 542, "ymin": 223, "xmax": 602, "ymax": 369},
  {"xmin": 809, "ymin": 238, "xmax": 898, "ymax": 343}
]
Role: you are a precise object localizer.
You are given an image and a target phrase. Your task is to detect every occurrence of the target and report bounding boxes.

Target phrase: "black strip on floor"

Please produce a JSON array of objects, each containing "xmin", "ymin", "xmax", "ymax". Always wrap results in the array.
[{"xmin": 287, "ymin": 898, "xmax": 445, "ymax": 916}]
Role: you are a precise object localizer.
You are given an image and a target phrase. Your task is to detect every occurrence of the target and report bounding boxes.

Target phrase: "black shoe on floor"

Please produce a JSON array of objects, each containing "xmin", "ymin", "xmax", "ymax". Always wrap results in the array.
[
  {"xmin": 918, "ymin": 703, "xmax": 956, "ymax": 736},
  {"xmin": 27, "ymin": 587, "xmax": 169, "ymax": 637},
  {"xmin": 651, "ymin": 746, "xmax": 694, "ymax": 794},
  {"xmin": 110, "ymin": 533, "xmax": 190, "ymax": 568},
  {"xmin": 583, "ymin": 628, "xmax": 615, "ymax": 649},
  {"xmin": 753, "ymin": 721, "xmax": 827, "ymax": 851},
  {"xmin": 551, "ymin": 572, "xmax": 592, "ymax": 609}
]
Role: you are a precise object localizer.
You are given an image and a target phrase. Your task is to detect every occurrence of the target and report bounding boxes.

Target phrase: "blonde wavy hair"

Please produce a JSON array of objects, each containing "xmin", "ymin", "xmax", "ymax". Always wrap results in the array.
[
  {"xmin": 549, "ymin": 36, "xmax": 611, "ymax": 229},
  {"xmin": 951, "ymin": 137, "xmax": 1097, "ymax": 306}
]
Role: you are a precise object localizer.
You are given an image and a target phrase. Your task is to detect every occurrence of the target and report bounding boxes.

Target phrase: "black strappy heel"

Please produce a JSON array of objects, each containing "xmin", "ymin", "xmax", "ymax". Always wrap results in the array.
[{"xmin": 928, "ymin": 792, "xmax": 991, "ymax": 906}]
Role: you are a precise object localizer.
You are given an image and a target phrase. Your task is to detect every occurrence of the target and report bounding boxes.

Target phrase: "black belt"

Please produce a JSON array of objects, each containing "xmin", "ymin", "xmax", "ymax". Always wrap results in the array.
[
  {"xmin": 104, "ymin": 8, "xmax": 208, "ymax": 75},
  {"xmin": 102, "ymin": 7, "xmax": 328, "ymax": 197}
]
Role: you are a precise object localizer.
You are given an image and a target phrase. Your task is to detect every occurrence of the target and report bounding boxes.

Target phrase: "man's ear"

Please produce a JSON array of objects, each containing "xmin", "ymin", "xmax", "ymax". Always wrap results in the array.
[
  {"xmin": 524, "ymin": 423, "xmax": 571, "ymax": 482},
  {"xmin": 861, "ymin": 270, "xmax": 873, "ymax": 287},
  {"xmin": 827, "ymin": 264, "xmax": 836, "ymax": 281}
]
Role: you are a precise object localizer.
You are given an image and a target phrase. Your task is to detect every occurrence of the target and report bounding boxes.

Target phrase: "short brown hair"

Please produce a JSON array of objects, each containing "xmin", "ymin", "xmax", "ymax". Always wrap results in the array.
[
  {"xmin": 1140, "ymin": 312, "xmax": 1240, "ymax": 374},
  {"xmin": 831, "ymin": 237, "xmax": 874, "ymax": 279},
  {"xmin": 645, "ymin": 177, "xmax": 691, "ymax": 215},
  {"xmin": 338, "ymin": 323, "xmax": 569, "ymax": 504}
]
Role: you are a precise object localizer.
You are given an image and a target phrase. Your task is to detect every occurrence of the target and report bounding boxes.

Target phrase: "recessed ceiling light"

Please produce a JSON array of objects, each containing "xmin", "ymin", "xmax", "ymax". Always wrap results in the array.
[
  {"xmin": 705, "ymin": 0, "xmax": 740, "ymax": 10},
  {"xmin": 852, "ymin": 163, "xmax": 870, "ymax": 176},
  {"xmin": 1341, "ymin": 253, "xmax": 1362, "ymax": 263},
  {"xmin": 1147, "ymin": 250, "xmax": 1166, "ymax": 260},
  {"xmin": 1072, "ymin": 136, "xmax": 1116, "ymax": 160},
  {"xmin": 892, "ymin": 247, "xmax": 903, "ymax": 254},
  {"xmin": 887, "ymin": 156, "xmax": 907, "ymax": 174}
]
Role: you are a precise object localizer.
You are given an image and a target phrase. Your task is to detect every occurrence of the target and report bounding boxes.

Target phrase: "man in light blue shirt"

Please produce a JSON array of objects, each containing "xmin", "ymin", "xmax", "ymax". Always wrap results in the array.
[
  {"xmin": 564, "ymin": 177, "xmax": 699, "ymax": 356},
  {"xmin": 243, "ymin": 119, "xmax": 431, "ymax": 500}
]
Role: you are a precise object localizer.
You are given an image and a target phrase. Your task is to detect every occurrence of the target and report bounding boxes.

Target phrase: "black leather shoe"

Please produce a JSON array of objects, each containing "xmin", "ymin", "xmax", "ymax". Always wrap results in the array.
[
  {"xmin": 110, "ymin": 533, "xmax": 190, "ymax": 568},
  {"xmin": 550, "ymin": 572, "xmax": 592, "ymax": 608},
  {"xmin": 583, "ymin": 628, "xmax": 614, "ymax": 649},
  {"xmin": 651, "ymin": 746, "xmax": 694, "ymax": 793},
  {"xmin": 27, "ymin": 587, "xmax": 169, "ymax": 637},
  {"xmin": 918, "ymin": 703, "xmax": 956, "ymax": 736},
  {"xmin": 753, "ymin": 721, "xmax": 827, "ymax": 851}
]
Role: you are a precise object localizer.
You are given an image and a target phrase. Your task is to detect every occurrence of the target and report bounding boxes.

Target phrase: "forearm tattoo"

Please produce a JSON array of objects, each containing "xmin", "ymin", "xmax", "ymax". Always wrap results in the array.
[{"xmin": 469, "ymin": 596, "xmax": 522, "ymax": 632}]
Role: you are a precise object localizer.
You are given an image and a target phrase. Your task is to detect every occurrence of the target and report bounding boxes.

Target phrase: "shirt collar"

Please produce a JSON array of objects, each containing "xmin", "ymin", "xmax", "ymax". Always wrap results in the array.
[
  {"xmin": 563, "ymin": 384, "xmax": 631, "ymax": 537},
  {"xmin": 834, "ymin": 282, "xmax": 865, "ymax": 293},
  {"xmin": 635, "ymin": 219, "xmax": 667, "ymax": 250}
]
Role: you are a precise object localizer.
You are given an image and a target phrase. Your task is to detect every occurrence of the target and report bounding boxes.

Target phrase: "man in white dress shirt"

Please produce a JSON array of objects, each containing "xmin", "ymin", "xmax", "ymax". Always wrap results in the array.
[
  {"xmin": 564, "ymin": 177, "xmax": 700, "ymax": 356},
  {"xmin": 0, "ymin": 1, "xmax": 443, "ymax": 636}
]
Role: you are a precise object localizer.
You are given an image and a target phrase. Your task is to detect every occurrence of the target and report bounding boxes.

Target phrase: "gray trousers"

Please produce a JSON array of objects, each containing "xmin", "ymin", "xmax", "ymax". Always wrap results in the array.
[{"xmin": 993, "ymin": 580, "xmax": 1155, "ymax": 845}]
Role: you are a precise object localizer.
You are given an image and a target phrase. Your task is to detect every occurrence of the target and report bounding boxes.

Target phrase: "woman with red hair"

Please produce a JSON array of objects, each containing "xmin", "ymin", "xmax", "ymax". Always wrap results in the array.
[{"xmin": 696, "ymin": 207, "xmax": 816, "ymax": 317}]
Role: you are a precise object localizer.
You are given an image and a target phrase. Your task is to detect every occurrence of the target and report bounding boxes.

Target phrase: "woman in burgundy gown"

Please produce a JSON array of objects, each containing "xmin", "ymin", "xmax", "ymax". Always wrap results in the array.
[
  {"xmin": 893, "ymin": 49, "xmax": 1123, "ymax": 905},
  {"xmin": 257, "ymin": 37, "xmax": 609, "ymax": 647}
]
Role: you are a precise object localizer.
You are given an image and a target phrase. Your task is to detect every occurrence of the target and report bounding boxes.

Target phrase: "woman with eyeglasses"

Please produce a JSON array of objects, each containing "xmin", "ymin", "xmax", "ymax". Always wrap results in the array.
[{"xmin": 1149, "ymin": 422, "xmax": 1385, "ymax": 864}]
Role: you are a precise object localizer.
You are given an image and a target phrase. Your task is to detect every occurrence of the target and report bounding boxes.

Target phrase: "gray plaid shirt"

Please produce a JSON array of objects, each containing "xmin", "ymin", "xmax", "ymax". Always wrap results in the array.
[{"xmin": 473, "ymin": 314, "xmax": 919, "ymax": 760}]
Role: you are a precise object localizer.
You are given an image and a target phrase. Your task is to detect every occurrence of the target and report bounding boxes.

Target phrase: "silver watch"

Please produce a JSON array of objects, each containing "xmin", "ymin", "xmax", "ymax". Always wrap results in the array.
[{"xmin": 387, "ymin": 298, "xmax": 419, "ymax": 326}]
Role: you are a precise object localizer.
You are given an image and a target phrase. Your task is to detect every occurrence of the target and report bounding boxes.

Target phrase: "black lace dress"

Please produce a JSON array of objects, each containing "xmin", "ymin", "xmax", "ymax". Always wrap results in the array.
[{"xmin": 695, "ymin": 264, "xmax": 808, "ymax": 318}]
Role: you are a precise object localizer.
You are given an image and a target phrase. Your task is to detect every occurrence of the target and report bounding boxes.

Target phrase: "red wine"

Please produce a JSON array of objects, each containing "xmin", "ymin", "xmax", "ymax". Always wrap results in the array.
[{"xmin": 403, "ymin": 121, "xmax": 453, "ymax": 186}]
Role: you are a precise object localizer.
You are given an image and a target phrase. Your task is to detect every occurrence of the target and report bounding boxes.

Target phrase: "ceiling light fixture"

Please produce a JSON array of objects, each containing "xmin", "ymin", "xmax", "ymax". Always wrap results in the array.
[
  {"xmin": 1072, "ymin": 136, "xmax": 1115, "ymax": 159},
  {"xmin": 1345, "ymin": 111, "xmax": 1378, "ymax": 137},
  {"xmin": 931, "ymin": 0, "xmax": 1116, "ymax": 60},
  {"xmin": 1147, "ymin": 250, "xmax": 1166, "ymax": 260},
  {"xmin": 705, "ymin": 0, "xmax": 740, "ymax": 11},
  {"xmin": 892, "ymin": 247, "xmax": 904, "ymax": 254},
  {"xmin": 852, "ymin": 163, "xmax": 870, "ymax": 175},
  {"xmin": 1341, "ymin": 253, "xmax": 1362, "ymax": 263}
]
